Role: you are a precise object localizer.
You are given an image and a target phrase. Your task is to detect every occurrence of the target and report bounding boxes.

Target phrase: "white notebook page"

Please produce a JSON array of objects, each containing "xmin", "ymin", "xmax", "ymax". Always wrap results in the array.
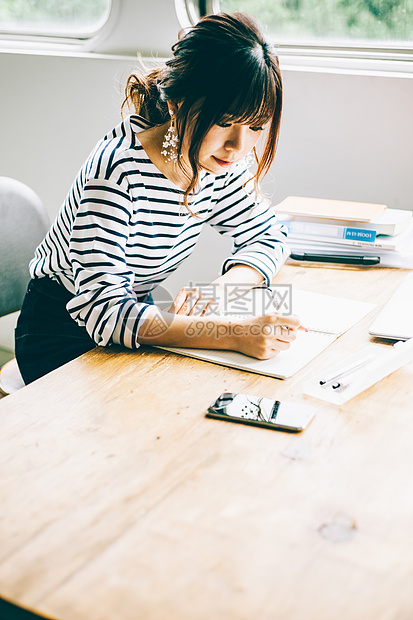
[{"xmin": 155, "ymin": 288, "xmax": 376, "ymax": 379}]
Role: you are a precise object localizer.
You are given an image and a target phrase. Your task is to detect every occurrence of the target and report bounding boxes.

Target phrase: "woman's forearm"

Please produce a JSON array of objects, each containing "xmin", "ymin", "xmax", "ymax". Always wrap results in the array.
[
  {"xmin": 137, "ymin": 308, "xmax": 233, "ymax": 349},
  {"xmin": 137, "ymin": 305, "xmax": 302, "ymax": 360}
]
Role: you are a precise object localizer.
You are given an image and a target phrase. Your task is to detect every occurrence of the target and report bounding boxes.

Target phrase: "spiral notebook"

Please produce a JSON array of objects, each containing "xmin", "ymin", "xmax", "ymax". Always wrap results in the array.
[{"xmin": 156, "ymin": 288, "xmax": 376, "ymax": 379}]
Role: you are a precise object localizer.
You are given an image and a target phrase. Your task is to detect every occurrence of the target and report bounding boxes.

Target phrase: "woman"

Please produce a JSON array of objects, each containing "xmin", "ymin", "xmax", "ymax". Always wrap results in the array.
[{"xmin": 15, "ymin": 12, "xmax": 301, "ymax": 385}]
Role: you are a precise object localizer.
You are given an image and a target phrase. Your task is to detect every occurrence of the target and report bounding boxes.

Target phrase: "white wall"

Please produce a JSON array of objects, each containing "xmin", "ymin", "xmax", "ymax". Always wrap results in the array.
[
  {"xmin": 1, "ymin": 48, "xmax": 412, "ymax": 350},
  {"xmin": 270, "ymin": 67, "xmax": 413, "ymax": 210},
  {"xmin": 1, "ymin": 52, "xmax": 411, "ymax": 218}
]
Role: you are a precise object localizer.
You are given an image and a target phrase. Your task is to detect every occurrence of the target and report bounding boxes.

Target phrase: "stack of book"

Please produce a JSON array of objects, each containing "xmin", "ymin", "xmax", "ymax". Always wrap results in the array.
[{"xmin": 275, "ymin": 196, "xmax": 413, "ymax": 268}]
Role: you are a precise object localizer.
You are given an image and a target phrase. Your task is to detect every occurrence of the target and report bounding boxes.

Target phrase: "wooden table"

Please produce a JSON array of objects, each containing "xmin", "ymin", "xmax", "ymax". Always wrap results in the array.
[{"xmin": 1, "ymin": 264, "xmax": 413, "ymax": 620}]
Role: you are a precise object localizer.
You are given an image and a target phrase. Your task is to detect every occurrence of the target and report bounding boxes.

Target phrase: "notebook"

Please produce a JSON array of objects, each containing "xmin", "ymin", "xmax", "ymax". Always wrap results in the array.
[
  {"xmin": 275, "ymin": 196, "xmax": 387, "ymax": 223},
  {"xmin": 279, "ymin": 208, "xmax": 412, "ymax": 236},
  {"xmin": 369, "ymin": 273, "xmax": 413, "ymax": 340},
  {"xmin": 156, "ymin": 288, "xmax": 376, "ymax": 379}
]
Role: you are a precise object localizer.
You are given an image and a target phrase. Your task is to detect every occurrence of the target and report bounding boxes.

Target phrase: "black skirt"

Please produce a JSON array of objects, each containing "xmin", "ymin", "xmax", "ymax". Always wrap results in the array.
[
  {"xmin": 15, "ymin": 277, "xmax": 154, "ymax": 385},
  {"xmin": 15, "ymin": 277, "xmax": 96, "ymax": 385}
]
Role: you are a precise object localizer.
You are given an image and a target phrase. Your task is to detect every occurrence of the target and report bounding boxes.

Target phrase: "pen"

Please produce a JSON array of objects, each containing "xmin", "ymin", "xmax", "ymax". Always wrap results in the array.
[
  {"xmin": 319, "ymin": 354, "xmax": 374, "ymax": 387},
  {"xmin": 290, "ymin": 253, "xmax": 381, "ymax": 265},
  {"xmin": 280, "ymin": 324, "xmax": 309, "ymax": 333}
]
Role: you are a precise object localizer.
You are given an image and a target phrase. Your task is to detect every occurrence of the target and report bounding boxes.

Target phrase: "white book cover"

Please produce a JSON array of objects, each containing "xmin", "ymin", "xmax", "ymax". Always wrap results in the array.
[
  {"xmin": 278, "ymin": 207, "xmax": 412, "ymax": 236},
  {"xmin": 286, "ymin": 221, "xmax": 413, "ymax": 252},
  {"xmin": 369, "ymin": 273, "xmax": 413, "ymax": 340}
]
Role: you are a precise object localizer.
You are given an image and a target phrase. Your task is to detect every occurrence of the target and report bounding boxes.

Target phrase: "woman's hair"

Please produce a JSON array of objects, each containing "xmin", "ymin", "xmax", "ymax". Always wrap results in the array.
[{"xmin": 123, "ymin": 12, "xmax": 282, "ymax": 211}]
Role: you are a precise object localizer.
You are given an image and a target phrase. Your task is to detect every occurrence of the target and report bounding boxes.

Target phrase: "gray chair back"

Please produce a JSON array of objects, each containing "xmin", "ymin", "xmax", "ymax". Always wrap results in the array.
[{"xmin": 0, "ymin": 177, "xmax": 50, "ymax": 317}]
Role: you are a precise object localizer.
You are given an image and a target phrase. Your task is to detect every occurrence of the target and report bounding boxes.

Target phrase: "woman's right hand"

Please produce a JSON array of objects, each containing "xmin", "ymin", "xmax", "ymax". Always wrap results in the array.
[{"xmin": 229, "ymin": 313, "xmax": 304, "ymax": 360}]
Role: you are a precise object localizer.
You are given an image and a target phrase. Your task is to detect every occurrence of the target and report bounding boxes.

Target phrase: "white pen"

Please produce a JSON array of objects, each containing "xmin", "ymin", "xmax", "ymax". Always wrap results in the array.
[
  {"xmin": 319, "ymin": 354, "xmax": 375, "ymax": 387},
  {"xmin": 332, "ymin": 341, "xmax": 413, "ymax": 390}
]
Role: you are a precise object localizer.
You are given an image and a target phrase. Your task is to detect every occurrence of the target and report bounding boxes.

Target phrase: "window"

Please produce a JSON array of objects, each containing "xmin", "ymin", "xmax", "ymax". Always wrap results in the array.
[
  {"xmin": 183, "ymin": 0, "xmax": 413, "ymax": 59},
  {"xmin": 219, "ymin": 0, "xmax": 413, "ymax": 51},
  {"xmin": 0, "ymin": 0, "xmax": 112, "ymax": 38}
]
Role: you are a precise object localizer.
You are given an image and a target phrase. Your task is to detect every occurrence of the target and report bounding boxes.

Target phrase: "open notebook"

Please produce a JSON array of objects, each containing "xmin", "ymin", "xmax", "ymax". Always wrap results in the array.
[{"xmin": 155, "ymin": 288, "xmax": 376, "ymax": 379}]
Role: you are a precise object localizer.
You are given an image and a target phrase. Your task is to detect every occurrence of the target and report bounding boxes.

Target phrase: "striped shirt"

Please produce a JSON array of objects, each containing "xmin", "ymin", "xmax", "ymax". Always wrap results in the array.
[{"xmin": 30, "ymin": 115, "xmax": 288, "ymax": 348}]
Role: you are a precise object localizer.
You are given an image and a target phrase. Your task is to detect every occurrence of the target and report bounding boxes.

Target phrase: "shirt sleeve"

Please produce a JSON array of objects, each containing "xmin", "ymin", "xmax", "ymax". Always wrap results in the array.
[
  {"xmin": 65, "ymin": 177, "xmax": 154, "ymax": 348},
  {"xmin": 206, "ymin": 164, "xmax": 290, "ymax": 286}
]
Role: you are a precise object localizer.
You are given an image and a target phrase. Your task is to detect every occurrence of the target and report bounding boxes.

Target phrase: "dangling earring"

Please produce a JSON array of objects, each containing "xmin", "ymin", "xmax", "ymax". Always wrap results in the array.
[
  {"xmin": 161, "ymin": 112, "xmax": 179, "ymax": 163},
  {"xmin": 244, "ymin": 149, "xmax": 255, "ymax": 169}
]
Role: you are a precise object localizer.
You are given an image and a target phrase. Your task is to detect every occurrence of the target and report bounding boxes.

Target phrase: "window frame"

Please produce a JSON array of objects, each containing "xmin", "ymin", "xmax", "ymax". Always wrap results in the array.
[{"xmin": 0, "ymin": 0, "xmax": 118, "ymax": 51}]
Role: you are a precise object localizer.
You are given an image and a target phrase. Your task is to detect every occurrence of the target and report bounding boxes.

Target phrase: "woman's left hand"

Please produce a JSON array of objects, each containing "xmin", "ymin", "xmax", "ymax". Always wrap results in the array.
[
  {"xmin": 168, "ymin": 284, "xmax": 225, "ymax": 316},
  {"xmin": 168, "ymin": 265, "xmax": 265, "ymax": 317}
]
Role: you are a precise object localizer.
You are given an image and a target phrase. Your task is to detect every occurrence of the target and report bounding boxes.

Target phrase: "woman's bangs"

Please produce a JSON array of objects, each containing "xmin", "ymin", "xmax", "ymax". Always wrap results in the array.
[
  {"xmin": 216, "ymin": 70, "xmax": 277, "ymax": 129},
  {"xmin": 222, "ymin": 102, "xmax": 274, "ymax": 129}
]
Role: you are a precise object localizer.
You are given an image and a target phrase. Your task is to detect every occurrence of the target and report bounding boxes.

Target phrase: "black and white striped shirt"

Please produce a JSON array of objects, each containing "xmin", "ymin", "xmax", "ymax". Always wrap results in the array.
[{"xmin": 30, "ymin": 115, "xmax": 288, "ymax": 348}]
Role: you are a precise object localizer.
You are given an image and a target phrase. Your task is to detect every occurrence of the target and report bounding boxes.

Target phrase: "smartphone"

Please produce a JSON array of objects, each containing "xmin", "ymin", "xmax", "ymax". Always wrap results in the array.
[{"xmin": 206, "ymin": 392, "xmax": 316, "ymax": 432}]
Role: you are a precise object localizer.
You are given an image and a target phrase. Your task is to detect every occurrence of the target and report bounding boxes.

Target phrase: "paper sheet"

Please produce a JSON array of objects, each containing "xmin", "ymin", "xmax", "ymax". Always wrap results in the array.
[{"xmin": 155, "ymin": 288, "xmax": 376, "ymax": 380}]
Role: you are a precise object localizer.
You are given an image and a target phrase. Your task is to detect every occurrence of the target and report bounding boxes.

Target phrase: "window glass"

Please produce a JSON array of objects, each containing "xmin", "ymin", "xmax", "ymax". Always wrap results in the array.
[
  {"xmin": 0, "ymin": 0, "xmax": 112, "ymax": 37},
  {"xmin": 218, "ymin": 0, "xmax": 413, "ymax": 48}
]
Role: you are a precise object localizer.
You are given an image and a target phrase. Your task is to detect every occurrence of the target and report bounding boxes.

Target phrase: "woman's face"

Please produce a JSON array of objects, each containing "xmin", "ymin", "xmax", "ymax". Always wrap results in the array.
[{"xmin": 197, "ymin": 122, "xmax": 265, "ymax": 174}]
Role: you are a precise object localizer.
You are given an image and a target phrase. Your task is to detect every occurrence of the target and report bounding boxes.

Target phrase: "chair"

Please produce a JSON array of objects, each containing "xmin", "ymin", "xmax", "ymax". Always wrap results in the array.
[{"xmin": 0, "ymin": 177, "xmax": 50, "ymax": 396}]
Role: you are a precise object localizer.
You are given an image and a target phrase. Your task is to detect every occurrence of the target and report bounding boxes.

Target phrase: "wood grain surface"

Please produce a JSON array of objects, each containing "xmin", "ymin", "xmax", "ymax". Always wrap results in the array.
[{"xmin": 1, "ymin": 265, "xmax": 412, "ymax": 620}]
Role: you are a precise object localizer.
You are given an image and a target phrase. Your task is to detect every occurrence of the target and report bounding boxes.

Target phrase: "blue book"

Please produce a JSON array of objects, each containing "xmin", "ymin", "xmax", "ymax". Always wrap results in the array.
[{"xmin": 280, "ymin": 220, "xmax": 377, "ymax": 243}]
